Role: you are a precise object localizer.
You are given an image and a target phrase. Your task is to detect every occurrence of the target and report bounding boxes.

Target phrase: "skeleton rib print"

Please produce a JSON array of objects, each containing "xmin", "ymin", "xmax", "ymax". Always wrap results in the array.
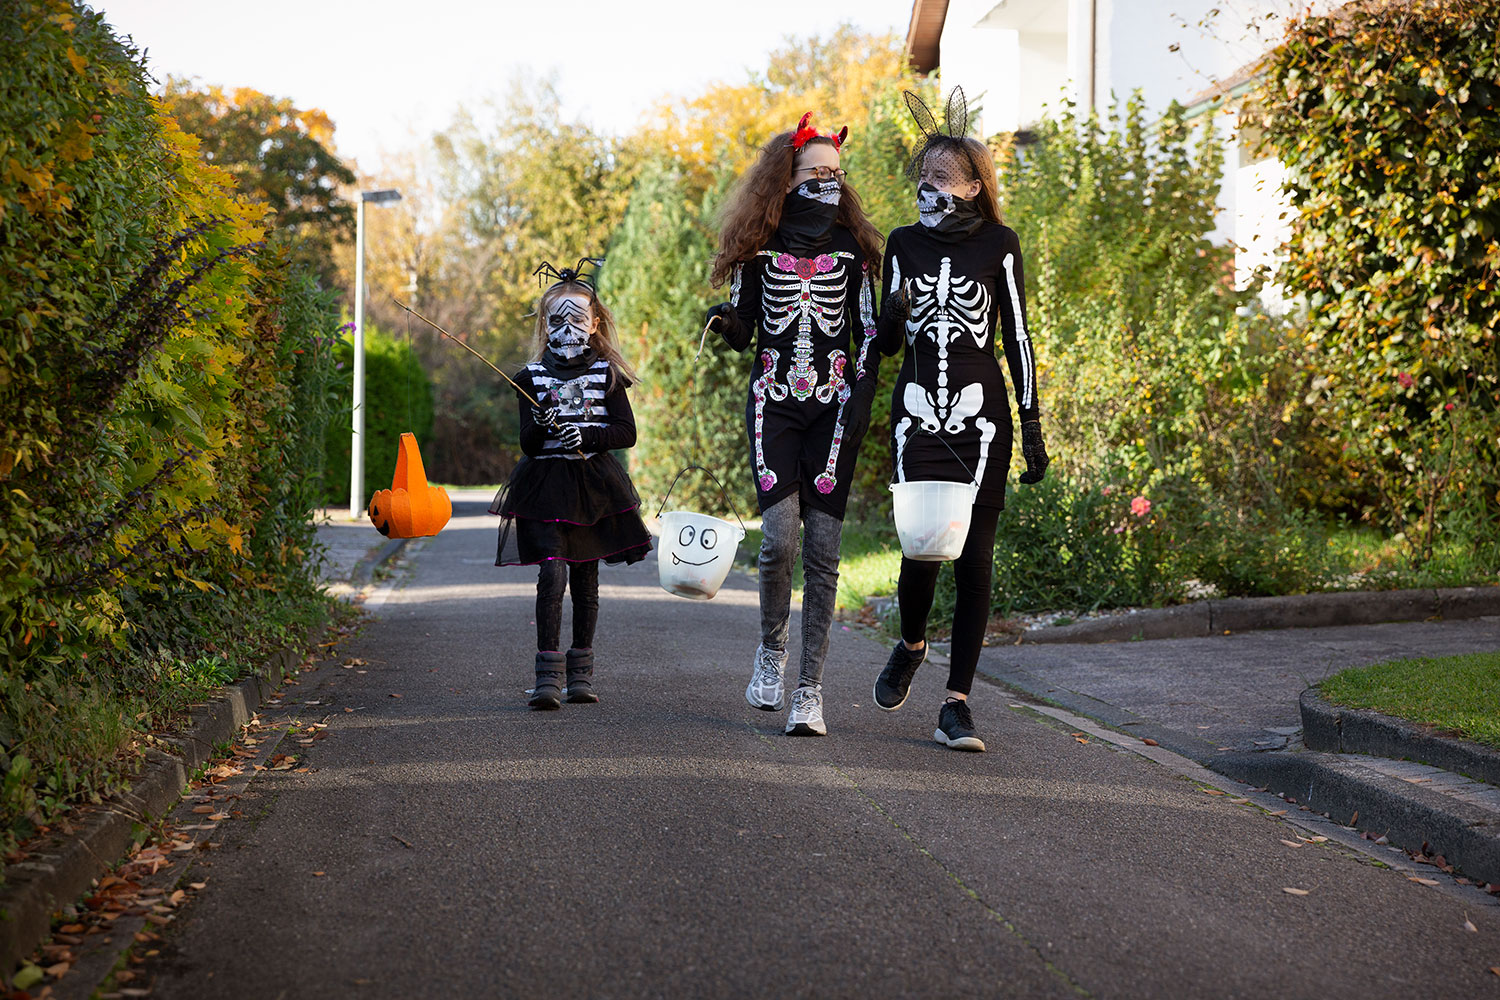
[{"xmin": 732, "ymin": 233, "xmax": 877, "ymax": 513}]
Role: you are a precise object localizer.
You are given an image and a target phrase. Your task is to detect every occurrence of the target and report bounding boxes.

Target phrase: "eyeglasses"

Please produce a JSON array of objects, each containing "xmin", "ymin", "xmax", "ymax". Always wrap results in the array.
[{"xmin": 794, "ymin": 166, "xmax": 847, "ymax": 181}]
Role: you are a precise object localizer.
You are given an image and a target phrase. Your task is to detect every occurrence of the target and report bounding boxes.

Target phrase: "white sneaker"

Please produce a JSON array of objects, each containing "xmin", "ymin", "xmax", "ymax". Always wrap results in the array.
[
  {"xmin": 785, "ymin": 685, "xmax": 827, "ymax": 737},
  {"xmin": 745, "ymin": 643, "xmax": 786, "ymax": 711}
]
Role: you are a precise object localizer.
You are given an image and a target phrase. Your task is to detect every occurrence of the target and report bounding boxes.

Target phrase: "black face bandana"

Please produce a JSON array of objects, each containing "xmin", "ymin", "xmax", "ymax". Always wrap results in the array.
[
  {"xmin": 777, "ymin": 178, "xmax": 841, "ymax": 254},
  {"xmin": 541, "ymin": 343, "xmax": 598, "ymax": 379},
  {"xmin": 916, "ymin": 182, "xmax": 984, "ymax": 240}
]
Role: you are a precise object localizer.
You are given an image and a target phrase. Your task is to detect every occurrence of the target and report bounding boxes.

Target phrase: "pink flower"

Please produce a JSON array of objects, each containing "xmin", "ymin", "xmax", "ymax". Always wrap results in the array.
[
  {"xmin": 1131, "ymin": 496, "xmax": 1151, "ymax": 517},
  {"xmin": 1397, "ymin": 371, "xmax": 1414, "ymax": 388}
]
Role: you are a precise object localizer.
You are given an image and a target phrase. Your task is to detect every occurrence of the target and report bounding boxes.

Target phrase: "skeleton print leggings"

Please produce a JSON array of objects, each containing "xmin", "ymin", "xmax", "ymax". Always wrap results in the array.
[
  {"xmin": 896, "ymin": 505, "xmax": 1002, "ymax": 696},
  {"xmin": 759, "ymin": 494, "xmax": 844, "ymax": 689},
  {"xmin": 536, "ymin": 559, "xmax": 599, "ymax": 652}
]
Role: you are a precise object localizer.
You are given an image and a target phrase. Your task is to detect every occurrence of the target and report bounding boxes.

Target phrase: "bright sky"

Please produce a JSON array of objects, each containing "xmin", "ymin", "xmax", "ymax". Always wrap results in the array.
[{"xmin": 94, "ymin": 0, "xmax": 917, "ymax": 176}]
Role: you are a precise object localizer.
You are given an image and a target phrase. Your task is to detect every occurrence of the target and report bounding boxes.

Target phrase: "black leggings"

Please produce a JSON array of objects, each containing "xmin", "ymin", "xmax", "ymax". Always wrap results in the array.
[
  {"xmin": 896, "ymin": 505, "xmax": 1001, "ymax": 696},
  {"xmin": 536, "ymin": 559, "xmax": 599, "ymax": 652}
]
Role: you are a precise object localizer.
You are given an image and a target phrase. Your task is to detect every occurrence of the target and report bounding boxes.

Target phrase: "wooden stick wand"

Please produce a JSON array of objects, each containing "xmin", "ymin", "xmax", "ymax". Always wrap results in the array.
[{"xmin": 392, "ymin": 298, "xmax": 543, "ymax": 407}]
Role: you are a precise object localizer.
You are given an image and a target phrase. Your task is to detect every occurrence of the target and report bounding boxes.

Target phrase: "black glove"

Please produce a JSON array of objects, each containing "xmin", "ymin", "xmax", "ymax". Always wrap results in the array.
[
  {"xmin": 1018, "ymin": 419, "xmax": 1049, "ymax": 484},
  {"xmin": 875, "ymin": 281, "xmax": 910, "ymax": 357},
  {"xmin": 706, "ymin": 302, "xmax": 750, "ymax": 352},
  {"xmin": 556, "ymin": 423, "xmax": 583, "ymax": 450},
  {"xmin": 843, "ymin": 377, "xmax": 879, "ymax": 446},
  {"xmin": 881, "ymin": 282, "xmax": 910, "ymax": 323}
]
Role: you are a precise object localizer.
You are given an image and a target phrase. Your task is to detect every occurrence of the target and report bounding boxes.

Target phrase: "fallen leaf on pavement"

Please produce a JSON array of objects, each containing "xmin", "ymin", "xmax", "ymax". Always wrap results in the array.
[
  {"xmin": 1464, "ymin": 917, "xmax": 1477, "ymax": 932},
  {"xmin": 1308, "ymin": 836, "xmax": 1328, "ymax": 843},
  {"xmin": 1489, "ymin": 966, "xmax": 1500, "ymax": 977},
  {"xmin": 1227, "ymin": 797, "xmax": 1249, "ymax": 804},
  {"xmin": 191, "ymin": 805, "xmax": 214, "ymax": 814},
  {"xmin": 1408, "ymin": 877, "xmax": 1440, "ymax": 886},
  {"xmin": 1199, "ymin": 788, "xmax": 1225, "ymax": 796},
  {"xmin": 312, "ymin": 871, "xmax": 326, "ymax": 877},
  {"xmin": 389, "ymin": 692, "xmax": 402, "ymax": 699},
  {"xmin": 1268, "ymin": 809, "xmax": 1287, "ymax": 817},
  {"xmin": 1141, "ymin": 738, "xmax": 1159, "ymax": 746},
  {"xmin": 1279, "ymin": 839, "xmax": 1303, "ymax": 849},
  {"xmin": 1282, "ymin": 887, "xmax": 1309, "ymax": 896},
  {"xmin": 190, "ymin": 881, "xmax": 207, "ymax": 890}
]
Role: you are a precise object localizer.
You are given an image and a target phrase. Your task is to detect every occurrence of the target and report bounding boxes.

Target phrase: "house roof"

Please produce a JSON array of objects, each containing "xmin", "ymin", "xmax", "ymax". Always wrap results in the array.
[{"xmin": 906, "ymin": 0, "xmax": 949, "ymax": 73}]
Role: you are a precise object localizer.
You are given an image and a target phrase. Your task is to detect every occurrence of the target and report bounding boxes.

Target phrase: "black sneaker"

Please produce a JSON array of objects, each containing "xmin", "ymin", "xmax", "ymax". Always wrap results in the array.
[
  {"xmin": 873, "ymin": 641, "xmax": 926, "ymax": 711},
  {"xmin": 935, "ymin": 699, "xmax": 986, "ymax": 752}
]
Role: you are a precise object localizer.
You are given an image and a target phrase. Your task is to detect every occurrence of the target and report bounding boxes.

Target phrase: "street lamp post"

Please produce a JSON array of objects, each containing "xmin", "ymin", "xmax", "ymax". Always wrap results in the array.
[{"xmin": 350, "ymin": 188, "xmax": 403, "ymax": 521}]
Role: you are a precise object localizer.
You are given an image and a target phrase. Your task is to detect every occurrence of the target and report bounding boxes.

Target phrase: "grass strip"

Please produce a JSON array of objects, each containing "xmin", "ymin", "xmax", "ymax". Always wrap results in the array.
[{"xmin": 1320, "ymin": 650, "xmax": 1500, "ymax": 750}]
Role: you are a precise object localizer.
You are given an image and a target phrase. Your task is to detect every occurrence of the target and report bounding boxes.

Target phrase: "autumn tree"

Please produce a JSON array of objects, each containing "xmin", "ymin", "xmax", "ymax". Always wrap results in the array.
[{"xmin": 159, "ymin": 78, "xmax": 356, "ymax": 283}]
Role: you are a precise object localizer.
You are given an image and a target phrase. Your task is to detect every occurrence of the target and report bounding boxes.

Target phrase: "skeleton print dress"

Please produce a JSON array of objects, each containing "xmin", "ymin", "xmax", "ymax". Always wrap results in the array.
[
  {"xmin": 881, "ymin": 221, "xmax": 1038, "ymax": 511},
  {"xmin": 490, "ymin": 353, "xmax": 652, "ymax": 566},
  {"xmin": 728, "ymin": 225, "xmax": 879, "ymax": 519}
]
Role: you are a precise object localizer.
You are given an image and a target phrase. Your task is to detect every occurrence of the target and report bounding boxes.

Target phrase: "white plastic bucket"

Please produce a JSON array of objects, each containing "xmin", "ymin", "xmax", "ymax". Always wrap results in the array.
[
  {"xmin": 890, "ymin": 481, "xmax": 979, "ymax": 561},
  {"xmin": 658, "ymin": 510, "xmax": 745, "ymax": 600}
]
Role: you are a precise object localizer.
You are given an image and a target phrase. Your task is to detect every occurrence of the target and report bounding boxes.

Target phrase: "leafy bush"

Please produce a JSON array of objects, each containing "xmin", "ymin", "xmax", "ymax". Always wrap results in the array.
[
  {"xmin": 321, "ymin": 322, "xmax": 435, "ymax": 504},
  {"xmin": 986, "ymin": 477, "xmax": 1179, "ymax": 615},
  {"xmin": 1260, "ymin": 0, "xmax": 1500, "ymax": 560},
  {"xmin": 0, "ymin": 1, "xmax": 341, "ymax": 847},
  {"xmin": 599, "ymin": 162, "xmax": 752, "ymax": 514}
]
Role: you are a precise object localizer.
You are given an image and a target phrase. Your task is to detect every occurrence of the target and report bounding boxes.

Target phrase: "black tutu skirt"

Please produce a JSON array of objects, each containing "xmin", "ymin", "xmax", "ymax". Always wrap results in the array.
[{"xmin": 490, "ymin": 453, "xmax": 653, "ymax": 566}]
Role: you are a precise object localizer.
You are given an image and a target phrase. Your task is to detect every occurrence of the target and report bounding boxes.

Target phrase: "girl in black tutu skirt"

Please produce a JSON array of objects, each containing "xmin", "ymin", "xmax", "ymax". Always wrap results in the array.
[{"xmin": 491, "ymin": 260, "xmax": 652, "ymax": 709}]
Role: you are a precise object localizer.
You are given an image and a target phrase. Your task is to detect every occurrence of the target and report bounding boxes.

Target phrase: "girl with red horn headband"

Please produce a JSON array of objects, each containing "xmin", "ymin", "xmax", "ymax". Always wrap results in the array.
[{"xmin": 705, "ymin": 112, "xmax": 884, "ymax": 738}]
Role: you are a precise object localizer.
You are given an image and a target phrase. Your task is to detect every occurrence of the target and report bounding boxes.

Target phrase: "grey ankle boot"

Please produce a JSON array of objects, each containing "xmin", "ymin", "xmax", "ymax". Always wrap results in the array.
[
  {"xmin": 529, "ymin": 651, "xmax": 564, "ymax": 710},
  {"xmin": 565, "ymin": 648, "xmax": 597, "ymax": 703}
]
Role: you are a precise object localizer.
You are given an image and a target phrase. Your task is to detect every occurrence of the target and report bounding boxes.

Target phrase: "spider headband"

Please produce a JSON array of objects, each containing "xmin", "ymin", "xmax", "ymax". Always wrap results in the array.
[
  {"xmin": 903, "ymin": 87, "xmax": 981, "ymax": 181},
  {"xmin": 789, "ymin": 112, "xmax": 848, "ymax": 151},
  {"xmin": 533, "ymin": 257, "xmax": 604, "ymax": 288}
]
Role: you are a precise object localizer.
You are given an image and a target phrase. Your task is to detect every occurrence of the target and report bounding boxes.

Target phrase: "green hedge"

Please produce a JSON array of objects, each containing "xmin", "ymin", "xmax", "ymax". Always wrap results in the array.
[
  {"xmin": 0, "ymin": 1, "xmax": 341, "ymax": 847},
  {"xmin": 321, "ymin": 323, "xmax": 435, "ymax": 505},
  {"xmin": 1261, "ymin": 0, "xmax": 1500, "ymax": 565}
]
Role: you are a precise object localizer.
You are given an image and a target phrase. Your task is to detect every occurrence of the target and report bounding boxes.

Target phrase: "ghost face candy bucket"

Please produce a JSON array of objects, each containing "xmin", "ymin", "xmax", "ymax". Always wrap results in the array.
[{"xmin": 656, "ymin": 466, "xmax": 746, "ymax": 600}]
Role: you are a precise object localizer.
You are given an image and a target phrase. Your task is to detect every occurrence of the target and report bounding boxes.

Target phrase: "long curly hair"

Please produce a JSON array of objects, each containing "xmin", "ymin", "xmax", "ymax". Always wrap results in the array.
[
  {"xmin": 528, "ymin": 280, "xmax": 640, "ymax": 387},
  {"xmin": 710, "ymin": 132, "xmax": 884, "ymax": 287}
]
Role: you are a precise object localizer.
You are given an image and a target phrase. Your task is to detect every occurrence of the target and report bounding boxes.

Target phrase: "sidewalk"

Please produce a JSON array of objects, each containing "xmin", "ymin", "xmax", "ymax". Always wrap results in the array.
[
  {"xmin": 132, "ymin": 497, "xmax": 1500, "ymax": 998},
  {"xmin": 973, "ymin": 617, "xmax": 1500, "ymax": 883},
  {"xmin": 311, "ymin": 505, "xmax": 412, "ymax": 595}
]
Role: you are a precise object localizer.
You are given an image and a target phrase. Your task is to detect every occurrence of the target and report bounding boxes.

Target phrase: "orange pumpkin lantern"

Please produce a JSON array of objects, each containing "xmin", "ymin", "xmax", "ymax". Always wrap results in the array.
[{"xmin": 368, "ymin": 433, "xmax": 452, "ymax": 538}]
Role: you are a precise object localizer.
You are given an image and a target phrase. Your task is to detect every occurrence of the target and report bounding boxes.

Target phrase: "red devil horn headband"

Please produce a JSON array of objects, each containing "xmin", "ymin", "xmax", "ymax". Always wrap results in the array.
[{"xmin": 789, "ymin": 112, "xmax": 848, "ymax": 151}]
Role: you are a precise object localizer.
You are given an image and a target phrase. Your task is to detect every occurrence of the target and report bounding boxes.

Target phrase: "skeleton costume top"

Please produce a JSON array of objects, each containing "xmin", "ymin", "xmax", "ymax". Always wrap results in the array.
[
  {"xmin": 878, "ymin": 218, "xmax": 1039, "ymax": 511},
  {"xmin": 491, "ymin": 266, "xmax": 652, "ymax": 567},
  {"xmin": 723, "ymin": 219, "xmax": 880, "ymax": 519}
]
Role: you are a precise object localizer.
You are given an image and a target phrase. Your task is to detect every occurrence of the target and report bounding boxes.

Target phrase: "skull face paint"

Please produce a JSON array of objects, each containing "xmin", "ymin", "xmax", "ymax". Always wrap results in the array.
[
  {"xmin": 546, "ymin": 293, "xmax": 595, "ymax": 359},
  {"xmin": 670, "ymin": 522, "xmax": 722, "ymax": 566}
]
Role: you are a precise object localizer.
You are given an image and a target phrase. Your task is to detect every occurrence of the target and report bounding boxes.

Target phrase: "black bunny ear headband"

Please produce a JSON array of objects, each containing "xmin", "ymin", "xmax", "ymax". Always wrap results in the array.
[
  {"xmin": 533, "ymin": 257, "xmax": 604, "ymax": 287},
  {"xmin": 903, "ymin": 86, "xmax": 981, "ymax": 181}
]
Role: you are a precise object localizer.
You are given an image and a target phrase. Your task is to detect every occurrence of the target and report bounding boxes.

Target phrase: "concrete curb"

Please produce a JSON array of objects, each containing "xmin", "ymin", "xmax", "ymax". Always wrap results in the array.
[
  {"xmin": 348, "ymin": 536, "xmax": 410, "ymax": 589},
  {"xmin": 976, "ymin": 662, "xmax": 1222, "ymax": 765},
  {"xmin": 1018, "ymin": 585, "xmax": 1500, "ymax": 644},
  {"xmin": 1213, "ymin": 750, "xmax": 1500, "ymax": 887},
  {"xmin": 979, "ymin": 665, "xmax": 1500, "ymax": 887},
  {"xmin": 1300, "ymin": 688, "xmax": 1500, "ymax": 787},
  {"xmin": 0, "ymin": 641, "xmax": 303, "ymax": 978}
]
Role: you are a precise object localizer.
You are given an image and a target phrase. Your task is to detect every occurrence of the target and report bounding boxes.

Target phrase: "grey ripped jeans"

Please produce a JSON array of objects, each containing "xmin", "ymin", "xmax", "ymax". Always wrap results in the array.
[{"xmin": 758, "ymin": 493, "xmax": 844, "ymax": 689}]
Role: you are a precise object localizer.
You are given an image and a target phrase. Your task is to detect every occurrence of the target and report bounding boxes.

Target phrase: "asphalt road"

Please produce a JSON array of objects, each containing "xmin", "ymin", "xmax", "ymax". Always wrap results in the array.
[{"xmin": 147, "ymin": 500, "xmax": 1500, "ymax": 999}]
